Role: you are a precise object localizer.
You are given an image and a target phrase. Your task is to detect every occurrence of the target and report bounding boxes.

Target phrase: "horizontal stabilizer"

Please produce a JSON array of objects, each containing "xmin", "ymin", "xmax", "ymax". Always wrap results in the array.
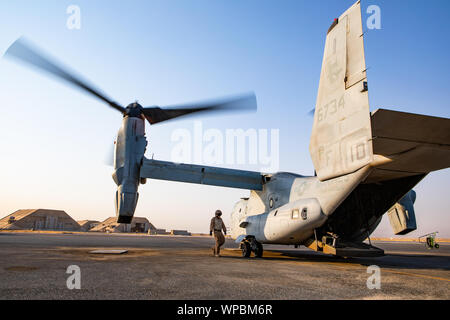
[
  {"xmin": 366, "ymin": 109, "xmax": 450, "ymax": 183},
  {"xmin": 140, "ymin": 158, "xmax": 264, "ymax": 190}
]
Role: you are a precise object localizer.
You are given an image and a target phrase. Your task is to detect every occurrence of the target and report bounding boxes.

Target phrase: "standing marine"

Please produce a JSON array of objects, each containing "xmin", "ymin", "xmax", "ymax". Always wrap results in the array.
[{"xmin": 210, "ymin": 209, "xmax": 227, "ymax": 257}]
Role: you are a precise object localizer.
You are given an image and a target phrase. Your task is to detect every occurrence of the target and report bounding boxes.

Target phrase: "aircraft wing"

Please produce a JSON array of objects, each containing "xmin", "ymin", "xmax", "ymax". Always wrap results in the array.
[
  {"xmin": 365, "ymin": 109, "xmax": 450, "ymax": 183},
  {"xmin": 140, "ymin": 158, "xmax": 264, "ymax": 190}
]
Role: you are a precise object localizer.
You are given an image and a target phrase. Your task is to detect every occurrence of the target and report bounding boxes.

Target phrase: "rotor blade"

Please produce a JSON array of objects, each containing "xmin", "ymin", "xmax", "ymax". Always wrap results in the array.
[
  {"xmin": 142, "ymin": 93, "xmax": 257, "ymax": 125},
  {"xmin": 4, "ymin": 37, "xmax": 125, "ymax": 114}
]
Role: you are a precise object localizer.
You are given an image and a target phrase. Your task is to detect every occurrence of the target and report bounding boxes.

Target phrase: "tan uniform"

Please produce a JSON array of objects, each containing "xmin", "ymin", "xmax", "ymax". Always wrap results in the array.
[{"xmin": 210, "ymin": 216, "xmax": 226, "ymax": 255}]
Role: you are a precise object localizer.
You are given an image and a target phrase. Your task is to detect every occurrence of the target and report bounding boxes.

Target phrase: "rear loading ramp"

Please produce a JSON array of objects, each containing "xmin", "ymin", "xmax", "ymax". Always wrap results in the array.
[{"xmin": 304, "ymin": 237, "xmax": 384, "ymax": 257}]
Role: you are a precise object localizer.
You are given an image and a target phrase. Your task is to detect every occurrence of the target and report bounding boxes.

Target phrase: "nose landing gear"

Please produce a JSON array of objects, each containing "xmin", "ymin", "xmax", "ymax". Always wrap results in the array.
[{"xmin": 240, "ymin": 236, "xmax": 263, "ymax": 258}]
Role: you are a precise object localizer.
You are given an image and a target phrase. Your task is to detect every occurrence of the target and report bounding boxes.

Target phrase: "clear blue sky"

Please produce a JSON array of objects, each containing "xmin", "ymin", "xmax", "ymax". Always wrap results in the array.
[{"xmin": 0, "ymin": 0, "xmax": 449, "ymax": 236}]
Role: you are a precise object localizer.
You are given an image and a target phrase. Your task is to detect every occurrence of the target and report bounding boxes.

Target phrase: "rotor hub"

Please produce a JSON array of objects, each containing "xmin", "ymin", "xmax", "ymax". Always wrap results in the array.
[{"xmin": 124, "ymin": 102, "xmax": 143, "ymax": 118}]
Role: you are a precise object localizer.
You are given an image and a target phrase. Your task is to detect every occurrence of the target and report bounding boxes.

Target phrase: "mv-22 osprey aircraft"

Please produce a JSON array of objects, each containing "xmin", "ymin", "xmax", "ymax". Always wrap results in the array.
[{"xmin": 5, "ymin": 1, "xmax": 450, "ymax": 257}]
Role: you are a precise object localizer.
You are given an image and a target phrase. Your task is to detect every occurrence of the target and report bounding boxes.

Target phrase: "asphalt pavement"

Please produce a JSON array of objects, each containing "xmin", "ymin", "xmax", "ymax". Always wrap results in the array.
[{"xmin": 0, "ymin": 232, "xmax": 448, "ymax": 299}]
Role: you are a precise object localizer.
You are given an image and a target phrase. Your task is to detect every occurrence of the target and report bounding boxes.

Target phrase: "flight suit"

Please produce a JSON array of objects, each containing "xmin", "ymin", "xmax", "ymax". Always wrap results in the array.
[{"xmin": 210, "ymin": 216, "xmax": 227, "ymax": 256}]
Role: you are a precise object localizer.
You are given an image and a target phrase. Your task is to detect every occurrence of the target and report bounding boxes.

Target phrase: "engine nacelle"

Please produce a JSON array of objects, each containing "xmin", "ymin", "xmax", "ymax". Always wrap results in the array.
[{"xmin": 113, "ymin": 115, "xmax": 147, "ymax": 223}]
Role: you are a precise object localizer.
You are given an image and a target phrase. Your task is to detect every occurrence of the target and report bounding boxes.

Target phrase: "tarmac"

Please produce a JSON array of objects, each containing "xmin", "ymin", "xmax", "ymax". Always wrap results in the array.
[{"xmin": 0, "ymin": 232, "xmax": 448, "ymax": 300}]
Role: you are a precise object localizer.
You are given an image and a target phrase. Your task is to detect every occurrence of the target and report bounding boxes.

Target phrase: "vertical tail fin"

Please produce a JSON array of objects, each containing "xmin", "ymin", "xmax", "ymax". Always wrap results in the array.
[{"xmin": 309, "ymin": 1, "xmax": 373, "ymax": 181}]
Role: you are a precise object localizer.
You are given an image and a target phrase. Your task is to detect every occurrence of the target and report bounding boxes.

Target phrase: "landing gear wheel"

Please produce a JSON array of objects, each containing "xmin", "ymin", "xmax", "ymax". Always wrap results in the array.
[
  {"xmin": 435, "ymin": 243, "xmax": 440, "ymax": 249},
  {"xmin": 254, "ymin": 242, "xmax": 263, "ymax": 258},
  {"xmin": 426, "ymin": 237, "xmax": 433, "ymax": 249},
  {"xmin": 241, "ymin": 241, "xmax": 251, "ymax": 257}
]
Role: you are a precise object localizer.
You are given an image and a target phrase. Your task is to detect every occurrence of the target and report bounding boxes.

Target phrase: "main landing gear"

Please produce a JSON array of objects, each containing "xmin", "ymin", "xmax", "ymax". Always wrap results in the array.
[{"xmin": 240, "ymin": 236, "xmax": 263, "ymax": 258}]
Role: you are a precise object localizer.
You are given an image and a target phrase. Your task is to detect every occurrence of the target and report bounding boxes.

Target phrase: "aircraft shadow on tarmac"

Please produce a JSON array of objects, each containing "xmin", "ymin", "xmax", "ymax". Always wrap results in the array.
[{"xmin": 221, "ymin": 249, "xmax": 450, "ymax": 271}]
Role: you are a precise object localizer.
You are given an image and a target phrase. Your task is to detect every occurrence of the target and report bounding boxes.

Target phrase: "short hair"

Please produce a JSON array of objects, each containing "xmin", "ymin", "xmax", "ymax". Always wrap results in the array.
[{"xmin": 215, "ymin": 210, "xmax": 222, "ymax": 216}]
